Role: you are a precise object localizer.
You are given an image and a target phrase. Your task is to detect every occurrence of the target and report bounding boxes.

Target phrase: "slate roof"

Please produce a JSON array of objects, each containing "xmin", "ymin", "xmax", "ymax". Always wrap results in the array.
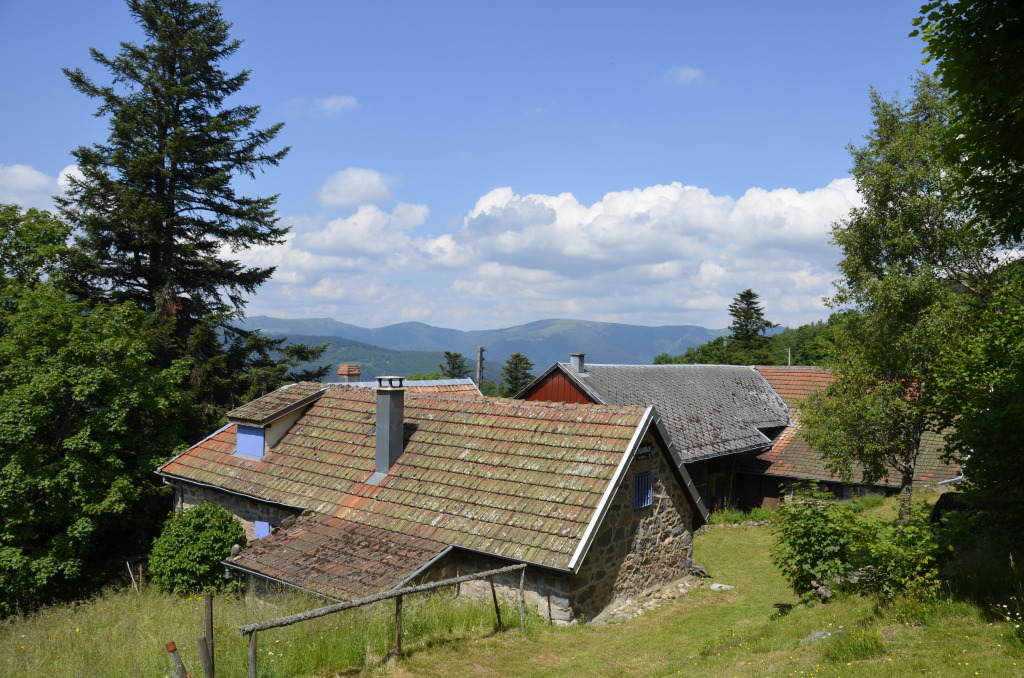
[
  {"xmin": 159, "ymin": 385, "xmax": 702, "ymax": 598},
  {"xmin": 737, "ymin": 367, "xmax": 960, "ymax": 488},
  {"xmin": 536, "ymin": 363, "xmax": 791, "ymax": 463}
]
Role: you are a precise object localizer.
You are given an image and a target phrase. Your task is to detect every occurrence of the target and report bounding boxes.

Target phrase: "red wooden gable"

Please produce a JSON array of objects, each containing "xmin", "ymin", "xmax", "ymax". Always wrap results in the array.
[{"xmin": 522, "ymin": 369, "xmax": 594, "ymax": 404}]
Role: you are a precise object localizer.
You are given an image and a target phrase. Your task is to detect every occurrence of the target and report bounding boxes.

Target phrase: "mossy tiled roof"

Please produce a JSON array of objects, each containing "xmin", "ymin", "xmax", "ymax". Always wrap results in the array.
[
  {"xmin": 160, "ymin": 387, "xmax": 651, "ymax": 575},
  {"xmin": 228, "ymin": 515, "xmax": 449, "ymax": 601},
  {"xmin": 739, "ymin": 367, "xmax": 960, "ymax": 488}
]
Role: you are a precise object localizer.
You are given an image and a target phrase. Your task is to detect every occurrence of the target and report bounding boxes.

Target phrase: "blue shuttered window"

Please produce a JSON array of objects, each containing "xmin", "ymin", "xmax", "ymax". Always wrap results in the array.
[
  {"xmin": 254, "ymin": 521, "xmax": 270, "ymax": 539},
  {"xmin": 633, "ymin": 471, "xmax": 653, "ymax": 509}
]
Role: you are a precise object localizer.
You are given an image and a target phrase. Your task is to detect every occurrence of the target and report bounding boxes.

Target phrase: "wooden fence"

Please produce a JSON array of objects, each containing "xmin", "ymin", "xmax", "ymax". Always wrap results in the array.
[{"xmin": 237, "ymin": 563, "xmax": 528, "ymax": 678}]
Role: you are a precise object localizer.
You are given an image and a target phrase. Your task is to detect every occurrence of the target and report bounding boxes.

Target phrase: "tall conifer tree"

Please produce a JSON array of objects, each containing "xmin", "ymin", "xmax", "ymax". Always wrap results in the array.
[
  {"xmin": 58, "ymin": 0, "xmax": 287, "ymax": 332},
  {"xmin": 58, "ymin": 0, "xmax": 325, "ymax": 421}
]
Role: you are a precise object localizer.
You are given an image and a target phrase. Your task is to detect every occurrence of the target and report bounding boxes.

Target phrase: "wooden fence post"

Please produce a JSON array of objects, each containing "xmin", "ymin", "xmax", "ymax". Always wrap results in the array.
[
  {"xmin": 197, "ymin": 635, "xmax": 214, "ymax": 678},
  {"xmin": 488, "ymin": 576, "xmax": 502, "ymax": 629},
  {"xmin": 205, "ymin": 594, "xmax": 214, "ymax": 676},
  {"xmin": 247, "ymin": 631, "xmax": 258, "ymax": 678},
  {"xmin": 394, "ymin": 594, "xmax": 403, "ymax": 657},
  {"xmin": 518, "ymin": 567, "xmax": 526, "ymax": 632}
]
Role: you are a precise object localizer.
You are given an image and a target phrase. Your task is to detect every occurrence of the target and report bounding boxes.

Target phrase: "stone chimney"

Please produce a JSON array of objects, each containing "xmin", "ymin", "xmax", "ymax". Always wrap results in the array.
[
  {"xmin": 570, "ymin": 353, "xmax": 586, "ymax": 374},
  {"xmin": 336, "ymin": 364, "xmax": 361, "ymax": 383},
  {"xmin": 370, "ymin": 376, "xmax": 405, "ymax": 484}
]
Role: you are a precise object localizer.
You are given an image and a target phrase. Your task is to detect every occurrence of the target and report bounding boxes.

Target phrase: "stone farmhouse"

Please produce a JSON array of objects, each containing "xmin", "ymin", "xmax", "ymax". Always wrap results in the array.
[
  {"xmin": 156, "ymin": 374, "xmax": 708, "ymax": 623},
  {"xmin": 516, "ymin": 354, "xmax": 791, "ymax": 509},
  {"xmin": 735, "ymin": 366, "xmax": 961, "ymax": 507}
]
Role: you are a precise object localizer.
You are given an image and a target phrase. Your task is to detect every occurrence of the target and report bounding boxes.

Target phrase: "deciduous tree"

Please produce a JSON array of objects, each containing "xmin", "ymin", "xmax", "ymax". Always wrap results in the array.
[
  {"xmin": 0, "ymin": 207, "xmax": 188, "ymax": 611},
  {"xmin": 801, "ymin": 75, "xmax": 970, "ymax": 520}
]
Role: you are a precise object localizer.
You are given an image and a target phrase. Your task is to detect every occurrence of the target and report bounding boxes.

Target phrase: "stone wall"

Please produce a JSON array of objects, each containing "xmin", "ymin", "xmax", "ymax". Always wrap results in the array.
[
  {"xmin": 441, "ymin": 551, "xmax": 575, "ymax": 624},
  {"xmin": 569, "ymin": 434, "xmax": 695, "ymax": 620},
  {"xmin": 172, "ymin": 481, "xmax": 301, "ymax": 541}
]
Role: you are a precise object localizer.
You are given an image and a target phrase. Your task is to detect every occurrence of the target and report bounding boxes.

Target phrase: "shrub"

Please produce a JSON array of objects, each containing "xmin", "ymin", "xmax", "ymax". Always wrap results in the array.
[
  {"xmin": 771, "ymin": 486, "xmax": 870, "ymax": 601},
  {"xmin": 773, "ymin": 486, "xmax": 943, "ymax": 604},
  {"xmin": 865, "ymin": 501, "xmax": 941, "ymax": 601},
  {"xmin": 149, "ymin": 502, "xmax": 246, "ymax": 595}
]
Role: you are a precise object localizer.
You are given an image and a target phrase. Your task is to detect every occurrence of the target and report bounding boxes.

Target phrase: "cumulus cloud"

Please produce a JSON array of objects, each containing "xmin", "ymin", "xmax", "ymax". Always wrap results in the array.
[
  {"xmin": 312, "ymin": 95, "xmax": 360, "ymax": 116},
  {"xmin": 317, "ymin": 168, "xmax": 395, "ymax": 210},
  {"xmin": 242, "ymin": 178, "xmax": 861, "ymax": 330},
  {"xmin": 665, "ymin": 66, "xmax": 703, "ymax": 85},
  {"xmin": 0, "ymin": 163, "xmax": 62, "ymax": 210}
]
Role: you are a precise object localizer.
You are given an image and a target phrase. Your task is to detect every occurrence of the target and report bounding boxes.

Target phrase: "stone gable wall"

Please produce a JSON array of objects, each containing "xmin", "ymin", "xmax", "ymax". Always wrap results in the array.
[
  {"xmin": 172, "ymin": 481, "xmax": 301, "ymax": 541},
  {"xmin": 569, "ymin": 434, "xmax": 695, "ymax": 619}
]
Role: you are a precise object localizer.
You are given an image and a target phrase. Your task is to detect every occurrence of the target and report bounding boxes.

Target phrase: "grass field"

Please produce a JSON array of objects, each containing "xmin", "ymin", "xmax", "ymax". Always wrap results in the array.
[{"xmin": 2, "ymin": 497, "xmax": 1023, "ymax": 677}]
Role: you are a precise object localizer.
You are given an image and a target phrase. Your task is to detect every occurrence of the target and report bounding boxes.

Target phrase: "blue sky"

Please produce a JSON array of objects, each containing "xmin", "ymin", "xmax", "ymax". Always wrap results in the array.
[{"xmin": 0, "ymin": 0, "xmax": 931, "ymax": 331}]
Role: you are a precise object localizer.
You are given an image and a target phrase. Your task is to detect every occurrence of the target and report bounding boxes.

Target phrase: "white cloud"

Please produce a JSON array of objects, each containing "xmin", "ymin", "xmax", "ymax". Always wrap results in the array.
[
  {"xmin": 317, "ymin": 168, "xmax": 395, "ymax": 210},
  {"xmin": 241, "ymin": 178, "xmax": 861, "ymax": 331},
  {"xmin": 312, "ymin": 95, "xmax": 360, "ymax": 116},
  {"xmin": 0, "ymin": 163, "xmax": 61, "ymax": 211},
  {"xmin": 665, "ymin": 66, "xmax": 703, "ymax": 85},
  {"xmin": 297, "ymin": 203, "xmax": 428, "ymax": 256}
]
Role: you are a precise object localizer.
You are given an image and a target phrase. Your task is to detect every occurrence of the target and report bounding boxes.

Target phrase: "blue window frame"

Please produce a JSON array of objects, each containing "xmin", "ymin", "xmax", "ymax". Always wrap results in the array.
[
  {"xmin": 254, "ymin": 521, "xmax": 271, "ymax": 539},
  {"xmin": 236, "ymin": 424, "xmax": 264, "ymax": 458},
  {"xmin": 633, "ymin": 471, "xmax": 653, "ymax": 509}
]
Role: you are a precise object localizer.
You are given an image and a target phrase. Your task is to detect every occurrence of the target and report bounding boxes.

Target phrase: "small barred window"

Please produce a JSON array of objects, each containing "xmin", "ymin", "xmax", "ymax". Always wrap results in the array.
[{"xmin": 633, "ymin": 471, "xmax": 653, "ymax": 509}]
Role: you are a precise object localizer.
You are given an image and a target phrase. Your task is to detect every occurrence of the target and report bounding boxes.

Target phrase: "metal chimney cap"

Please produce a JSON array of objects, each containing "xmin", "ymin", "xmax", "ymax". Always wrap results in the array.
[{"xmin": 376, "ymin": 376, "xmax": 405, "ymax": 388}]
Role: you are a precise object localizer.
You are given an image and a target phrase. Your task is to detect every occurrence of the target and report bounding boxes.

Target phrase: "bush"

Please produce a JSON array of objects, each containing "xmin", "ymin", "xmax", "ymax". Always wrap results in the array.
[
  {"xmin": 865, "ymin": 502, "xmax": 941, "ymax": 601},
  {"xmin": 773, "ymin": 486, "xmax": 942, "ymax": 604},
  {"xmin": 771, "ymin": 486, "xmax": 869, "ymax": 601},
  {"xmin": 149, "ymin": 502, "xmax": 246, "ymax": 595}
]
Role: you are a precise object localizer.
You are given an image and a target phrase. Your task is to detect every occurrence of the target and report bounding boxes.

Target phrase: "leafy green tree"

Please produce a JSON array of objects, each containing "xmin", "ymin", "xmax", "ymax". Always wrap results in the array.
[
  {"xmin": 801, "ymin": 75, "xmax": 971, "ymax": 520},
  {"xmin": 407, "ymin": 370, "xmax": 443, "ymax": 380},
  {"xmin": 913, "ymin": 2, "xmax": 1024, "ymax": 544},
  {"xmin": 149, "ymin": 501, "xmax": 245, "ymax": 595},
  {"xmin": 57, "ymin": 0, "xmax": 324, "ymax": 422},
  {"xmin": 0, "ymin": 208, "xmax": 189, "ymax": 610},
  {"xmin": 767, "ymin": 317, "xmax": 838, "ymax": 366},
  {"xmin": 500, "ymin": 353, "xmax": 535, "ymax": 396},
  {"xmin": 914, "ymin": 1, "xmax": 1024, "ymax": 243},
  {"xmin": 772, "ymin": 486, "xmax": 869, "ymax": 602},
  {"xmin": 773, "ymin": 486, "xmax": 941, "ymax": 603},
  {"xmin": 439, "ymin": 351, "xmax": 470, "ymax": 379}
]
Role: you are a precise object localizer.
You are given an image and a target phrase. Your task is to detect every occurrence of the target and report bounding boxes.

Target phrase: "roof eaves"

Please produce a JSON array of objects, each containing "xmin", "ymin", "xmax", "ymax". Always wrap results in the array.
[
  {"xmin": 222, "ymin": 559, "xmax": 343, "ymax": 603},
  {"xmin": 155, "ymin": 422, "xmax": 233, "ymax": 475},
  {"xmin": 648, "ymin": 409, "xmax": 710, "ymax": 525},
  {"xmin": 394, "ymin": 545, "xmax": 456, "ymax": 588},
  {"xmin": 157, "ymin": 474, "xmax": 309, "ymax": 513}
]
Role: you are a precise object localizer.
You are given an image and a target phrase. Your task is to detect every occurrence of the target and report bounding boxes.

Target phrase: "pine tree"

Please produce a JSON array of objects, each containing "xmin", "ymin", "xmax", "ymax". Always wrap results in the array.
[
  {"xmin": 727, "ymin": 289, "xmax": 777, "ymax": 348},
  {"xmin": 500, "ymin": 353, "xmax": 535, "ymax": 396},
  {"xmin": 57, "ymin": 0, "xmax": 325, "ymax": 422},
  {"xmin": 58, "ymin": 0, "xmax": 288, "ymax": 332},
  {"xmin": 439, "ymin": 351, "xmax": 470, "ymax": 379}
]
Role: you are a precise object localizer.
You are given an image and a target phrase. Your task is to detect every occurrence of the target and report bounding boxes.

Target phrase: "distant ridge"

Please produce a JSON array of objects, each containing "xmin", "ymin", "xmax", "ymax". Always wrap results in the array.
[{"xmin": 240, "ymin": 316, "xmax": 727, "ymax": 377}]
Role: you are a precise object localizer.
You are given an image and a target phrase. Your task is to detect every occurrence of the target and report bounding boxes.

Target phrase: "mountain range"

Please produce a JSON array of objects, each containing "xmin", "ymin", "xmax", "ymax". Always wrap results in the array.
[{"xmin": 239, "ymin": 316, "xmax": 727, "ymax": 382}]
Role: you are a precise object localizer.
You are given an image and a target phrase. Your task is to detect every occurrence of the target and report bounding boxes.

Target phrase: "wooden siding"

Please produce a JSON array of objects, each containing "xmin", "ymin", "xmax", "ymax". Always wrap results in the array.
[{"xmin": 523, "ymin": 371, "xmax": 594, "ymax": 404}]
